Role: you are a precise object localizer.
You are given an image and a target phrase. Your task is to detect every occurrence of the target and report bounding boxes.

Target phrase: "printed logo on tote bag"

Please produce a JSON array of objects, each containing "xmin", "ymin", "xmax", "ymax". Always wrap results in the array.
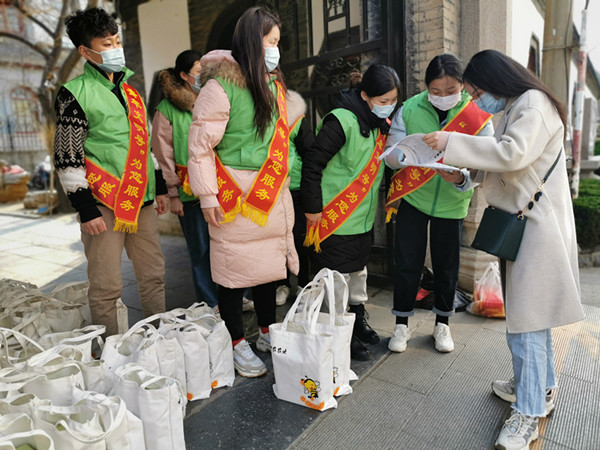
[{"xmin": 300, "ymin": 376, "xmax": 326, "ymax": 410}]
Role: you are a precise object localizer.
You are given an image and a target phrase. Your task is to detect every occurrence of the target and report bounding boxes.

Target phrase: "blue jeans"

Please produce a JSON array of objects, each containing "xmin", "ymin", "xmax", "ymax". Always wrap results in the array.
[
  {"xmin": 506, "ymin": 328, "xmax": 557, "ymax": 417},
  {"xmin": 179, "ymin": 201, "xmax": 218, "ymax": 308}
]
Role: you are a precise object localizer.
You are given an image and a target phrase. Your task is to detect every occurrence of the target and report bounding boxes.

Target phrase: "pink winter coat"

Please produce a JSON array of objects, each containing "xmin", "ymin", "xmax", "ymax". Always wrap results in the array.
[{"xmin": 187, "ymin": 50, "xmax": 301, "ymax": 288}]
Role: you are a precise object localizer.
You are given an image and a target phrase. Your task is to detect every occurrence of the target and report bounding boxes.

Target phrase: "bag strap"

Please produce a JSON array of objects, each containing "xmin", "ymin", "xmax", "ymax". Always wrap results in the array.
[
  {"xmin": 281, "ymin": 279, "xmax": 326, "ymax": 334},
  {"xmin": 519, "ymin": 150, "xmax": 562, "ymax": 218}
]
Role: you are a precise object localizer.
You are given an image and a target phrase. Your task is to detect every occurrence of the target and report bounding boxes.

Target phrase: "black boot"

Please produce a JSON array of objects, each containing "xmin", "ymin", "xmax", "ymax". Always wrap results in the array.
[
  {"xmin": 351, "ymin": 335, "xmax": 371, "ymax": 361},
  {"xmin": 349, "ymin": 304, "xmax": 380, "ymax": 344}
]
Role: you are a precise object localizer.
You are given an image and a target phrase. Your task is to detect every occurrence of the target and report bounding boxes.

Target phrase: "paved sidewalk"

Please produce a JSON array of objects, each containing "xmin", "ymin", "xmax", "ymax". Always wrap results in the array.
[{"xmin": 1, "ymin": 203, "xmax": 598, "ymax": 449}]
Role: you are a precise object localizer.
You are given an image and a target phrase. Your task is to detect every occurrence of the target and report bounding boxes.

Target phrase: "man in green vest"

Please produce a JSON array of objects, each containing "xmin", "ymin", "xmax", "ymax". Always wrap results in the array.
[{"xmin": 53, "ymin": 7, "xmax": 168, "ymax": 337}]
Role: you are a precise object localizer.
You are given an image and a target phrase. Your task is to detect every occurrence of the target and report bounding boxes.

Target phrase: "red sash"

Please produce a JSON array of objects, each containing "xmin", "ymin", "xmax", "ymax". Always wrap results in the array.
[
  {"xmin": 385, "ymin": 101, "xmax": 491, "ymax": 221},
  {"xmin": 85, "ymin": 83, "xmax": 149, "ymax": 233},
  {"xmin": 304, "ymin": 131, "xmax": 387, "ymax": 252},
  {"xmin": 215, "ymin": 80, "xmax": 289, "ymax": 226},
  {"xmin": 175, "ymin": 164, "xmax": 194, "ymax": 196}
]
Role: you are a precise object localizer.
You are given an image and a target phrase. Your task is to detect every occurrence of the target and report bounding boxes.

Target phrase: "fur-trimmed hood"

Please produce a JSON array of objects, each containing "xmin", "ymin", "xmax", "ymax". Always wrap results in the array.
[
  {"xmin": 200, "ymin": 49, "xmax": 306, "ymax": 123},
  {"xmin": 199, "ymin": 49, "xmax": 246, "ymax": 88},
  {"xmin": 157, "ymin": 69, "xmax": 196, "ymax": 112}
]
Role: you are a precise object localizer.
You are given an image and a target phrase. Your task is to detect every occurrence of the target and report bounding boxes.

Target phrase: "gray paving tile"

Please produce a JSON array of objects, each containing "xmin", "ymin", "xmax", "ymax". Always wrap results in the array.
[
  {"xmin": 369, "ymin": 336, "xmax": 465, "ymax": 395},
  {"xmin": 544, "ymin": 373, "xmax": 600, "ymax": 449}
]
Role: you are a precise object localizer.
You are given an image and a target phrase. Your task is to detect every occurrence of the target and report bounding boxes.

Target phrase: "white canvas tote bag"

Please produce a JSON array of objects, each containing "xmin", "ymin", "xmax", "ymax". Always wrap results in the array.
[
  {"xmin": 270, "ymin": 278, "xmax": 337, "ymax": 411},
  {"xmin": 33, "ymin": 393, "xmax": 145, "ymax": 450},
  {"xmin": 160, "ymin": 320, "xmax": 211, "ymax": 401},
  {"xmin": 113, "ymin": 364, "xmax": 185, "ymax": 450}
]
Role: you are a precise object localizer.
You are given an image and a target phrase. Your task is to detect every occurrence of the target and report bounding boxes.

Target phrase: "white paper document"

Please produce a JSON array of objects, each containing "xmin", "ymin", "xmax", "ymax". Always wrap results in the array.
[{"xmin": 381, "ymin": 133, "xmax": 459, "ymax": 172}]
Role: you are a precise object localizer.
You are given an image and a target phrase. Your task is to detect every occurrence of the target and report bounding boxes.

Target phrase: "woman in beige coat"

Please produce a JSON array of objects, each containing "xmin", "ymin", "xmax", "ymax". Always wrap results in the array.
[
  {"xmin": 187, "ymin": 7, "xmax": 302, "ymax": 378},
  {"xmin": 424, "ymin": 50, "xmax": 584, "ymax": 450}
]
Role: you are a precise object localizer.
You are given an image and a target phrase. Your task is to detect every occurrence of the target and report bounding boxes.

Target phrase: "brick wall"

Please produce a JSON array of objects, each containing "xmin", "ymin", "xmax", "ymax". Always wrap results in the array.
[{"xmin": 405, "ymin": 0, "xmax": 461, "ymax": 97}]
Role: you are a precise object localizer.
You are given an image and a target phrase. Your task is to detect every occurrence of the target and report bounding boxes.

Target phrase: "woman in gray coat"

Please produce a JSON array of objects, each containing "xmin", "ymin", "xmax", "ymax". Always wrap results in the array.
[{"xmin": 424, "ymin": 50, "xmax": 585, "ymax": 450}]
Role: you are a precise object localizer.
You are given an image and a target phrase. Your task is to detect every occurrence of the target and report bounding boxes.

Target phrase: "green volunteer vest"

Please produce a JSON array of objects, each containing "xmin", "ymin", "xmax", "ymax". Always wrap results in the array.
[
  {"xmin": 64, "ymin": 63, "xmax": 156, "ymax": 202},
  {"xmin": 213, "ymin": 77, "xmax": 279, "ymax": 170},
  {"xmin": 288, "ymin": 117, "xmax": 303, "ymax": 191},
  {"xmin": 155, "ymin": 98, "xmax": 195, "ymax": 202},
  {"xmin": 318, "ymin": 109, "xmax": 385, "ymax": 235},
  {"xmin": 401, "ymin": 90, "xmax": 473, "ymax": 219}
]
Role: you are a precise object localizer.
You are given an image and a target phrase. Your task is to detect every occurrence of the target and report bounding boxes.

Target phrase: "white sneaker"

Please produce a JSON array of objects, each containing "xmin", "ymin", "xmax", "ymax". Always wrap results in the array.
[
  {"xmin": 212, "ymin": 305, "xmax": 220, "ymax": 317},
  {"xmin": 233, "ymin": 339, "xmax": 266, "ymax": 377},
  {"xmin": 256, "ymin": 329, "xmax": 271, "ymax": 353},
  {"xmin": 495, "ymin": 409, "xmax": 539, "ymax": 450},
  {"xmin": 276, "ymin": 285, "xmax": 289, "ymax": 306},
  {"xmin": 388, "ymin": 324, "xmax": 410, "ymax": 352},
  {"xmin": 242, "ymin": 296, "xmax": 254, "ymax": 312},
  {"xmin": 492, "ymin": 378, "xmax": 555, "ymax": 416},
  {"xmin": 433, "ymin": 323, "xmax": 454, "ymax": 352}
]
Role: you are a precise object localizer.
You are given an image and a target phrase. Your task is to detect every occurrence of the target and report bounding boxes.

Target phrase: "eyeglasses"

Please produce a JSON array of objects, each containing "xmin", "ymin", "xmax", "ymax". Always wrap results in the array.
[{"xmin": 470, "ymin": 86, "xmax": 482, "ymax": 99}]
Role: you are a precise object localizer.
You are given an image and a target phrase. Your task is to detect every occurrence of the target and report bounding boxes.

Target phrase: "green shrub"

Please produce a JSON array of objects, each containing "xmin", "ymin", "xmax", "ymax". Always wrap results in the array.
[
  {"xmin": 573, "ymin": 178, "xmax": 600, "ymax": 249},
  {"xmin": 595, "ymin": 139, "xmax": 600, "ymax": 156}
]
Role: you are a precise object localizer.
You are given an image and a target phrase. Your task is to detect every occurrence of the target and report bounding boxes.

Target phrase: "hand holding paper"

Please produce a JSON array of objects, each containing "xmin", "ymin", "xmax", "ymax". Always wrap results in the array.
[{"xmin": 383, "ymin": 133, "xmax": 458, "ymax": 171}]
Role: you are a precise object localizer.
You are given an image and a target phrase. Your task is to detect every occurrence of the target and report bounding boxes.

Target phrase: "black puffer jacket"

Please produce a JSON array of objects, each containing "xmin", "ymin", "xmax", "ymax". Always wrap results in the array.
[
  {"xmin": 301, "ymin": 88, "xmax": 389, "ymax": 214},
  {"xmin": 300, "ymin": 88, "xmax": 389, "ymax": 273}
]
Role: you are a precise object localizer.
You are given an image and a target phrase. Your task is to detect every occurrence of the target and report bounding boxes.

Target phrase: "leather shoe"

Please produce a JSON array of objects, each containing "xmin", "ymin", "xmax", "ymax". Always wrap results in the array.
[
  {"xmin": 349, "ymin": 304, "xmax": 380, "ymax": 344},
  {"xmin": 351, "ymin": 335, "xmax": 371, "ymax": 361}
]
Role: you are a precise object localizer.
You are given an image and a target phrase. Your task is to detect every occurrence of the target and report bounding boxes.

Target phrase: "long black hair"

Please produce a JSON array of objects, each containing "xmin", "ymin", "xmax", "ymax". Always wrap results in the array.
[
  {"xmin": 169, "ymin": 50, "xmax": 202, "ymax": 87},
  {"xmin": 425, "ymin": 53, "xmax": 463, "ymax": 86},
  {"xmin": 231, "ymin": 7, "xmax": 286, "ymax": 140},
  {"xmin": 463, "ymin": 49, "xmax": 566, "ymax": 129}
]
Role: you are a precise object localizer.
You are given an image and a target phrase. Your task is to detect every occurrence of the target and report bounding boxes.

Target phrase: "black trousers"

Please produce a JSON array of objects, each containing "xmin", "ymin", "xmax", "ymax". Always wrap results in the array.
[
  {"xmin": 218, "ymin": 281, "xmax": 278, "ymax": 341},
  {"xmin": 392, "ymin": 200, "xmax": 463, "ymax": 317}
]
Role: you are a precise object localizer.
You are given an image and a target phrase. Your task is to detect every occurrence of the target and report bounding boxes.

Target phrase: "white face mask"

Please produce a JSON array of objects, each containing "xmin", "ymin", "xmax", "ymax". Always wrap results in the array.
[
  {"xmin": 264, "ymin": 46, "xmax": 280, "ymax": 72},
  {"xmin": 371, "ymin": 102, "xmax": 397, "ymax": 119},
  {"xmin": 428, "ymin": 92, "xmax": 461, "ymax": 111},
  {"xmin": 87, "ymin": 47, "xmax": 126, "ymax": 73}
]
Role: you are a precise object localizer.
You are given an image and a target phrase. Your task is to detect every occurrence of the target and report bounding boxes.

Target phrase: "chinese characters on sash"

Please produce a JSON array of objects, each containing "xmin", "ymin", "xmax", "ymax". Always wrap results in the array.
[
  {"xmin": 85, "ymin": 83, "xmax": 149, "ymax": 233},
  {"xmin": 304, "ymin": 131, "xmax": 387, "ymax": 252},
  {"xmin": 385, "ymin": 100, "xmax": 492, "ymax": 221},
  {"xmin": 215, "ymin": 80, "xmax": 290, "ymax": 226}
]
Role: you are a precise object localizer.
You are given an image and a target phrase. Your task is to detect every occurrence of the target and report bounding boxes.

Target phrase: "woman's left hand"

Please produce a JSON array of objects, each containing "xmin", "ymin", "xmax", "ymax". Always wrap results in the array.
[{"xmin": 423, "ymin": 131, "xmax": 448, "ymax": 151}]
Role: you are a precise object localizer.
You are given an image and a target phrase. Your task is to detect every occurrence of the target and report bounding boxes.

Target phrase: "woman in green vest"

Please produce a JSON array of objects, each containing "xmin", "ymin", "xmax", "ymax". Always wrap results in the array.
[
  {"xmin": 152, "ymin": 50, "xmax": 220, "ymax": 312},
  {"xmin": 301, "ymin": 64, "xmax": 401, "ymax": 361},
  {"xmin": 384, "ymin": 54, "xmax": 493, "ymax": 354},
  {"xmin": 187, "ymin": 7, "xmax": 306, "ymax": 378}
]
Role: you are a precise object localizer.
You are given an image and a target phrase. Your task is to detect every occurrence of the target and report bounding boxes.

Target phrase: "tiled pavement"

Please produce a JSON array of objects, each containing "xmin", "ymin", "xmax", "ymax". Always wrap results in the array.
[{"xmin": 1, "ymin": 202, "xmax": 599, "ymax": 449}]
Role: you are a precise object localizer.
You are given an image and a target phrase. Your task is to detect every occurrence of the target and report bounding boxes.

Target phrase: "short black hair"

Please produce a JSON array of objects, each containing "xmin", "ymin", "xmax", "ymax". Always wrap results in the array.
[{"xmin": 65, "ymin": 7, "xmax": 118, "ymax": 48}]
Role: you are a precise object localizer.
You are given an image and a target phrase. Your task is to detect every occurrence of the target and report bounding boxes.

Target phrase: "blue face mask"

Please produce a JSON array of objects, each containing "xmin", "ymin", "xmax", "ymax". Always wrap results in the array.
[
  {"xmin": 371, "ymin": 102, "xmax": 397, "ymax": 119},
  {"xmin": 474, "ymin": 92, "xmax": 507, "ymax": 114},
  {"xmin": 88, "ymin": 47, "xmax": 126, "ymax": 73},
  {"xmin": 187, "ymin": 74, "xmax": 201, "ymax": 93},
  {"xmin": 264, "ymin": 46, "xmax": 280, "ymax": 72}
]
